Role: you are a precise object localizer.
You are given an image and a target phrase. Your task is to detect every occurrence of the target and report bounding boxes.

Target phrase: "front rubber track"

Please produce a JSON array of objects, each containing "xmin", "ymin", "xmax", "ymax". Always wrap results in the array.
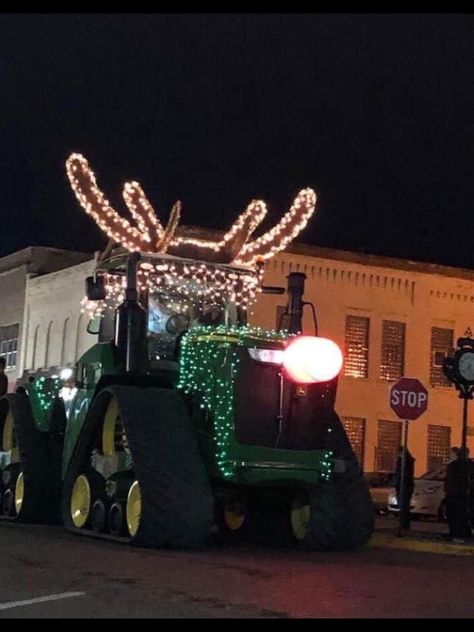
[{"xmin": 62, "ymin": 385, "xmax": 214, "ymax": 549}]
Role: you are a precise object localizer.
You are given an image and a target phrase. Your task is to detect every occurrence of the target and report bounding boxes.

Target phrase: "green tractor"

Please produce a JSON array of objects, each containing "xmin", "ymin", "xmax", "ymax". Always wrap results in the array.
[{"xmin": 0, "ymin": 153, "xmax": 374, "ymax": 550}]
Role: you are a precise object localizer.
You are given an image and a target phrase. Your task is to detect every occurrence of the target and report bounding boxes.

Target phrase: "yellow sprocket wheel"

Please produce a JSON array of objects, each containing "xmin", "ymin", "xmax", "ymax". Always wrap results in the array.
[
  {"xmin": 291, "ymin": 497, "xmax": 310, "ymax": 541},
  {"xmin": 70, "ymin": 474, "xmax": 92, "ymax": 528},
  {"xmin": 102, "ymin": 398, "xmax": 128, "ymax": 457},
  {"xmin": 14, "ymin": 471, "xmax": 24, "ymax": 514},
  {"xmin": 2, "ymin": 410, "xmax": 19, "ymax": 461},
  {"xmin": 126, "ymin": 480, "xmax": 142, "ymax": 537},
  {"xmin": 224, "ymin": 498, "xmax": 246, "ymax": 531}
]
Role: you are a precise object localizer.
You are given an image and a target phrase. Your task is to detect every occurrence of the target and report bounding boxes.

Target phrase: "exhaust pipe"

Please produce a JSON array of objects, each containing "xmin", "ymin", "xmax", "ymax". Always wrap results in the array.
[
  {"xmin": 115, "ymin": 252, "xmax": 148, "ymax": 373},
  {"xmin": 286, "ymin": 272, "xmax": 307, "ymax": 334}
]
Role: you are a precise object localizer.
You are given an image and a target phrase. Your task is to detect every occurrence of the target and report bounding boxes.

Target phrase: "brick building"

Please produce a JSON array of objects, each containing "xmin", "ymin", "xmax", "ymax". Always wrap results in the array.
[{"xmin": 15, "ymin": 243, "xmax": 474, "ymax": 477}]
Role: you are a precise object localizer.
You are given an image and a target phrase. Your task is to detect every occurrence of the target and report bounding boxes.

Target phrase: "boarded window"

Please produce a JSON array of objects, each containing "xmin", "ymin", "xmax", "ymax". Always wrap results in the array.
[
  {"xmin": 342, "ymin": 417, "xmax": 366, "ymax": 468},
  {"xmin": 376, "ymin": 419, "xmax": 402, "ymax": 472},
  {"xmin": 427, "ymin": 425, "xmax": 451, "ymax": 471},
  {"xmin": 344, "ymin": 315, "xmax": 369, "ymax": 378},
  {"xmin": 0, "ymin": 324, "xmax": 19, "ymax": 369},
  {"xmin": 380, "ymin": 320, "xmax": 405, "ymax": 381},
  {"xmin": 430, "ymin": 327, "xmax": 453, "ymax": 387}
]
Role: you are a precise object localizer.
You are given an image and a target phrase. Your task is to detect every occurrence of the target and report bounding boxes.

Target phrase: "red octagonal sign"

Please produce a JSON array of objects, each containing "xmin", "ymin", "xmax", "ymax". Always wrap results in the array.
[{"xmin": 389, "ymin": 377, "xmax": 428, "ymax": 420}]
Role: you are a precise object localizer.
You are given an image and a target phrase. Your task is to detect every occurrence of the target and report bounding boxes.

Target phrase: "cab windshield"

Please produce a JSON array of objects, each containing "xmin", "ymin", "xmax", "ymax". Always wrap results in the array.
[
  {"xmin": 96, "ymin": 254, "xmax": 257, "ymax": 362},
  {"xmin": 147, "ymin": 288, "xmax": 239, "ymax": 361}
]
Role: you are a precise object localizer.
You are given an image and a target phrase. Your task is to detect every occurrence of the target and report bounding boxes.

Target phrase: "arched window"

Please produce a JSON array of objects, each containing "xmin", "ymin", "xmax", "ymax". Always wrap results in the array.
[
  {"xmin": 75, "ymin": 313, "xmax": 84, "ymax": 361},
  {"xmin": 31, "ymin": 325, "xmax": 40, "ymax": 370},
  {"xmin": 61, "ymin": 317, "xmax": 70, "ymax": 366},
  {"xmin": 44, "ymin": 321, "xmax": 53, "ymax": 368}
]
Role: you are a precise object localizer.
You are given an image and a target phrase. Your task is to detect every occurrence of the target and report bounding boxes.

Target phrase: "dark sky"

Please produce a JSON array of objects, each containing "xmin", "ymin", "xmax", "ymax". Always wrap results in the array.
[{"xmin": 1, "ymin": 13, "xmax": 473, "ymax": 269}]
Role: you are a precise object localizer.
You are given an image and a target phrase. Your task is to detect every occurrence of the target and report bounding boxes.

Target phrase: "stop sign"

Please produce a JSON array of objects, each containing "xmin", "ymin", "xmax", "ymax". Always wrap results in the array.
[{"xmin": 389, "ymin": 377, "xmax": 428, "ymax": 420}]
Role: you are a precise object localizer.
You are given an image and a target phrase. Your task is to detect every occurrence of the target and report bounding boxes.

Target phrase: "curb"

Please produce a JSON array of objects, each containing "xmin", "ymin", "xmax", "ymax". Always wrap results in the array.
[{"xmin": 370, "ymin": 532, "xmax": 474, "ymax": 556}]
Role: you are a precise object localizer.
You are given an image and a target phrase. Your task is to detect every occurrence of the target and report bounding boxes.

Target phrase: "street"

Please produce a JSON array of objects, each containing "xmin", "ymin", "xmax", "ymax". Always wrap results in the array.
[{"xmin": 0, "ymin": 517, "xmax": 473, "ymax": 618}]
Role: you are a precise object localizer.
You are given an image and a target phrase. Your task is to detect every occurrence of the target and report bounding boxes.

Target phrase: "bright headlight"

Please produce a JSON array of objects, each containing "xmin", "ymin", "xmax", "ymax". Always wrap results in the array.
[{"xmin": 283, "ymin": 336, "xmax": 344, "ymax": 384}]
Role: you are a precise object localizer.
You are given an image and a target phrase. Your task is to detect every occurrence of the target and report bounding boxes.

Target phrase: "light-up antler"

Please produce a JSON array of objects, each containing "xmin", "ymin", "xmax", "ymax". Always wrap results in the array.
[{"xmin": 66, "ymin": 153, "xmax": 316, "ymax": 266}]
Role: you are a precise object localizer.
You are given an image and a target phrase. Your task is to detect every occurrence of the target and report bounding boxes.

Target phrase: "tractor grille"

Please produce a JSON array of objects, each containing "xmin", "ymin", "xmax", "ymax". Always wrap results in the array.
[{"xmin": 234, "ymin": 350, "xmax": 337, "ymax": 450}]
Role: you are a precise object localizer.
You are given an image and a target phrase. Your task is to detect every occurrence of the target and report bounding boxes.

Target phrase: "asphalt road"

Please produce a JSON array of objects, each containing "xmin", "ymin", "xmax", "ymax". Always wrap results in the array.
[{"xmin": 0, "ymin": 519, "xmax": 473, "ymax": 618}]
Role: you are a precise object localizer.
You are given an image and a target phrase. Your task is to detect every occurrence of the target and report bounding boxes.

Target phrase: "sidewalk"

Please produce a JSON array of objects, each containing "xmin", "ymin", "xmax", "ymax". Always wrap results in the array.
[{"xmin": 370, "ymin": 515, "xmax": 474, "ymax": 556}]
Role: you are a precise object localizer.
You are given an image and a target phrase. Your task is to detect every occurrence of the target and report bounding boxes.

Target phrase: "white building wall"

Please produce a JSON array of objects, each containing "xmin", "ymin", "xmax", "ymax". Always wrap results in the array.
[
  {"xmin": 21, "ymin": 259, "xmax": 98, "ymax": 376},
  {"xmin": 0, "ymin": 265, "xmax": 28, "ymax": 388}
]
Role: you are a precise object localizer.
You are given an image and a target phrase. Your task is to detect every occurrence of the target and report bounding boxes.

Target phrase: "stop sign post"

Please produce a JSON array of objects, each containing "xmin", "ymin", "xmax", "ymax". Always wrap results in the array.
[{"xmin": 389, "ymin": 378, "xmax": 428, "ymax": 536}]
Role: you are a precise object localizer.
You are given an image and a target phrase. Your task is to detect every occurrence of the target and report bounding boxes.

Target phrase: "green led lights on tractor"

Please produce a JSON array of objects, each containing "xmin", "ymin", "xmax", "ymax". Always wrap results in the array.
[{"xmin": 0, "ymin": 154, "xmax": 374, "ymax": 550}]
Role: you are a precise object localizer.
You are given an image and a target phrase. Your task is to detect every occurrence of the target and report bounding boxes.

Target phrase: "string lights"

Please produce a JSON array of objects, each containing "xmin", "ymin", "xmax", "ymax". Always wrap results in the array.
[
  {"xmin": 177, "ymin": 325, "xmax": 291, "ymax": 478},
  {"xmin": 81, "ymin": 258, "xmax": 265, "ymax": 318},
  {"xmin": 122, "ymin": 180, "xmax": 163, "ymax": 244},
  {"xmin": 177, "ymin": 324, "xmax": 333, "ymax": 481},
  {"xmin": 66, "ymin": 154, "xmax": 150, "ymax": 252},
  {"xmin": 30, "ymin": 376, "xmax": 63, "ymax": 415},
  {"xmin": 66, "ymin": 153, "xmax": 317, "ymax": 267},
  {"xmin": 234, "ymin": 188, "xmax": 317, "ymax": 267}
]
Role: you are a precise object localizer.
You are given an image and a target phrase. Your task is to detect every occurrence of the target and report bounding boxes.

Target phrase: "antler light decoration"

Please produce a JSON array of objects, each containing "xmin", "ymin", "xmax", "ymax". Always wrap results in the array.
[{"xmin": 66, "ymin": 153, "xmax": 317, "ymax": 269}]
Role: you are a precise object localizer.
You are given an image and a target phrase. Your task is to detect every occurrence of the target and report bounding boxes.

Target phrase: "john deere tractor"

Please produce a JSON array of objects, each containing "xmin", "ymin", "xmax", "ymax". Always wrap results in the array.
[{"xmin": 0, "ymin": 153, "xmax": 374, "ymax": 550}]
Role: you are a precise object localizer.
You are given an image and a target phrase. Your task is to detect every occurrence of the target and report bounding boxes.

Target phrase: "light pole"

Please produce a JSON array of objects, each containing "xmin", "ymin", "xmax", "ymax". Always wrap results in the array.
[
  {"xmin": 443, "ymin": 332, "xmax": 474, "ymax": 532},
  {"xmin": 443, "ymin": 333, "xmax": 474, "ymax": 456}
]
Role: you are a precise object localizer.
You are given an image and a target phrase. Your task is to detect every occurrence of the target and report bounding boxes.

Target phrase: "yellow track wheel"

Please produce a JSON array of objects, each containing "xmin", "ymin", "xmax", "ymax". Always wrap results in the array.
[
  {"xmin": 102, "ymin": 398, "xmax": 128, "ymax": 457},
  {"xmin": 224, "ymin": 498, "xmax": 246, "ymax": 531},
  {"xmin": 14, "ymin": 471, "xmax": 24, "ymax": 514},
  {"xmin": 291, "ymin": 497, "xmax": 310, "ymax": 541},
  {"xmin": 126, "ymin": 480, "xmax": 141, "ymax": 537},
  {"xmin": 70, "ymin": 474, "xmax": 92, "ymax": 528},
  {"xmin": 2, "ymin": 411, "xmax": 19, "ymax": 461}
]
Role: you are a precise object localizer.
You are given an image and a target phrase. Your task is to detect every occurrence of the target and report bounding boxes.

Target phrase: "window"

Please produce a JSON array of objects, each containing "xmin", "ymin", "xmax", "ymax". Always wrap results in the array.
[
  {"xmin": 75, "ymin": 313, "xmax": 84, "ymax": 361},
  {"xmin": 31, "ymin": 325, "xmax": 40, "ymax": 370},
  {"xmin": 0, "ymin": 324, "xmax": 19, "ymax": 369},
  {"xmin": 45, "ymin": 321, "xmax": 53, "ymax": 368},
  {"xmin": 342, "ymin": 417, "xmax": 366, "ymax": 468},
  {"xmin": 376, "ymin": 419, "xmax": 402, "ymax": 472},
  {"xmin": 344, "ymin": 315, "xmax": 369, "ymax": 378},
  {"xmin": 61, "ymin": 318, "xmax": 70, "ymax": 366},
  {"xmin": 427, "ymin": 425, "xmax": 451, "ymax": 471},
  {"xmin": 380, "ymin": 320, "xmax": 405, "ymax": 381},
  {"xmin": 430, "ymin": 327, "xmax": 453, "ymax": 387}
]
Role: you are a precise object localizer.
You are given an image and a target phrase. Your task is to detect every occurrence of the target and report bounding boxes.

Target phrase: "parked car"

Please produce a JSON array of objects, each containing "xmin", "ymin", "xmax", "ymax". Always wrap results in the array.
[
  {"xmin": 365, "ymin": 471, "xmax": 394, "ymax": 514},
  {"xmin": 387, "ymin": 459, "xmax": 474, "ymax": 521}
]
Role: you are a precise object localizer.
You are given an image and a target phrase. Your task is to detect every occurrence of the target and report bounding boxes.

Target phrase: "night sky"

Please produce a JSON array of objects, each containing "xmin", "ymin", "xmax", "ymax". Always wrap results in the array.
[{"xmin": 1, "ymin": 14, "xmax": 473, "ymax": 269}]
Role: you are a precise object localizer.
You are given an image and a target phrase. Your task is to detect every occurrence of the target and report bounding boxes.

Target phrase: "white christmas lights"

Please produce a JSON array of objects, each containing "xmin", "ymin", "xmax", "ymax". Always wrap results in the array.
[
  {"xmin": 81, "ymin": 259, "xmax": 265, "ymax": 319},
  {"xmin": 66, "ymin": 153, "xmax": 317, "ymax": 268},
  {"xmin": 234, "ymin": 188, "xmax": 317, "ymax": 267}
]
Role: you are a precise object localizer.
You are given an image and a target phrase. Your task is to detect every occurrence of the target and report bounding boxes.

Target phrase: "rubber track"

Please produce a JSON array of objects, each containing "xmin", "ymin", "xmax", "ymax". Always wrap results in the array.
[
  {"xmin": 326, "ymin": 411, "xmax": 375, "ymax": 549},
  {"xmin": 300, "ymin": 411, "xmax": 374, "ymax": 550},
  {"xmin": 62, "ymin": 386, "xmax": 214, "ymax": 548},
  {"xmin": 0, "ymin": 393, "xmax": 59, "ymax": 523}
]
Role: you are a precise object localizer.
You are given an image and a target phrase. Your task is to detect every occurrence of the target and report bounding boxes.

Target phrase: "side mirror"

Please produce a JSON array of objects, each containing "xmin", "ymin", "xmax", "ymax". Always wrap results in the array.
[
  {"xmin": 86, "ymin": 275, "xmax": 106, "ymax": 301},
  {"xmin": 87, "ymin": 315, "xmax": 101, "ymax": 335}
]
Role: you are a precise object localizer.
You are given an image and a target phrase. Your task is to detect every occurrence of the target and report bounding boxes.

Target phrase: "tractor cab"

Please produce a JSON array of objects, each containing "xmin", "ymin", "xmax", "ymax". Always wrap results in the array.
[{"xmin": 84, "ymin": 252, "xmax": 260, "ymax": 378}]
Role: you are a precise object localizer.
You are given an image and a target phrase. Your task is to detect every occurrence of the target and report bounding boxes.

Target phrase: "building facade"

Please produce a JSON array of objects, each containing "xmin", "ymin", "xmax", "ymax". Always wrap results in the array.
[
  {"xmin": 15, "ymin": 244, "xmax": 474, "ymax": 477},
  {"xmin": 252, "ymin": 244, "xmax": 474, "ymax": 476},
  {"xmin": 19, "ymin": 257, "xmax": 98, "ymax": 378},
  {"xmin": 0, "ymin": 247, "xmax": 91, "ymax": 389}
]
